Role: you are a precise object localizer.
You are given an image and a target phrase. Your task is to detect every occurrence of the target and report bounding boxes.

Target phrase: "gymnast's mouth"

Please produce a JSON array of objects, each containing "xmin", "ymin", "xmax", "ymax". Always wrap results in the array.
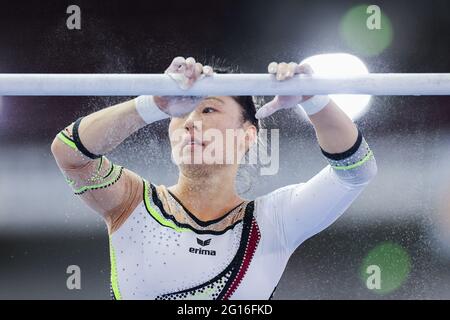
[{"xmin": 181, "ymin": 135, "xmax": 206, "ymax": 149}]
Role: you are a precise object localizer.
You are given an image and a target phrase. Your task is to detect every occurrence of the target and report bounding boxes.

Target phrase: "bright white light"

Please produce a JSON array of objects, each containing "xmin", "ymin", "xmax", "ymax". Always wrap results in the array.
[{"xmin": 299, "ymin": 53, "xmax": 371, "ymax": 120}]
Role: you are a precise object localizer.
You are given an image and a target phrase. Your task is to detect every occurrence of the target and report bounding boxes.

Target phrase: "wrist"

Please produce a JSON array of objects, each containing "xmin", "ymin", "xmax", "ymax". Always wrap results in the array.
[
  {"xmin": 134, "ymin": 95, "xmax": 170, "ymax": 124},
  {"xmin": 299, "ymin": 95, "xmax": 331, "ymax": 115}
]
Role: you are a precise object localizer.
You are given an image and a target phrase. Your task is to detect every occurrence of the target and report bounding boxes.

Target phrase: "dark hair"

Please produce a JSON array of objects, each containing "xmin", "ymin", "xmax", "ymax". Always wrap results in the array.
[
  {"xmin": 208, "ymin": 60, "xmax": 260, "ymax": 133},
  {"xmin": 231, "ymin": 96, "xmax": 260, "ymax": 132}
]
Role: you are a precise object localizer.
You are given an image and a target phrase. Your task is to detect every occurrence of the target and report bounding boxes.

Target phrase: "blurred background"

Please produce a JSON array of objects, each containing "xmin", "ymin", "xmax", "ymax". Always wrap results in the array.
[{"xmin": 1, "ymin": 0, "xmax": 450, "ymax": 299}]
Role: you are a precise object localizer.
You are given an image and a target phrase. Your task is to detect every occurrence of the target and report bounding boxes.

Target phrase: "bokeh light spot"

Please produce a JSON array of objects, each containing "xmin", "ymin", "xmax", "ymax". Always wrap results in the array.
[
  {"xmin": 360, "ymin": 242, "xmax": 411, "ymax": 295},
  {"xmin": 340, "ymin": 4, "xmax": 393, "ymax": 57},
  {"xmin": 299, "ymin": 53, "xmax": 371, "ymax": 121}
]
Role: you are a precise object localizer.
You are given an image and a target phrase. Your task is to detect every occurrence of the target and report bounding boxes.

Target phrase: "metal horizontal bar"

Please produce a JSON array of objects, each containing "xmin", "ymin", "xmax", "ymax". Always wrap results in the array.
[{"xmin": 0, "ymin": 73, "xmax": 449, "ymax": 96}]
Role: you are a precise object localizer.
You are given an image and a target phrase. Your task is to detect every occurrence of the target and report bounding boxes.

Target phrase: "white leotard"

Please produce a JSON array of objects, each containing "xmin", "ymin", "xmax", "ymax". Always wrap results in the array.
[{"xmin": 108, "ymin": 129, "xmax": 377, "ymax": 300}]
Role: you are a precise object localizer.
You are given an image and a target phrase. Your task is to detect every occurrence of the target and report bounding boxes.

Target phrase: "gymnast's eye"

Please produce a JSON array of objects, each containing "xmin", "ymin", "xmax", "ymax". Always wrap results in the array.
[{"xmin": 202, "ymin": 107, "xmax": 216, "ymax": 113}]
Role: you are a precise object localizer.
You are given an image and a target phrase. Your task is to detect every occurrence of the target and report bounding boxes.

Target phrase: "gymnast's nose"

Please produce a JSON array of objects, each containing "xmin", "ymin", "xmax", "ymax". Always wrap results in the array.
[{"xmin": 183, "ymin": 109, "xmax": 202, "ymax": 133}]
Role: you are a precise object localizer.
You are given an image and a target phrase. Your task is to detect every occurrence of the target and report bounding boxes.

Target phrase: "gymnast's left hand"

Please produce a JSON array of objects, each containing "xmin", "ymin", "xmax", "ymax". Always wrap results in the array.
[{"xmin": 255, "ymin": 62, "xmax": 314, "ymax": 119}]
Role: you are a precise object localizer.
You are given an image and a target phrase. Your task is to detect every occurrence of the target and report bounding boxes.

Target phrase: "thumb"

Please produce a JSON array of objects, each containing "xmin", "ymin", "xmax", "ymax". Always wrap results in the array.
[
  {"xmin": 166, "ymin": 72, "xmax": 192, "ymax": 90},
  {"xmin": 255, "ymin": 98, "xmax": 282, "ymax": 119}
]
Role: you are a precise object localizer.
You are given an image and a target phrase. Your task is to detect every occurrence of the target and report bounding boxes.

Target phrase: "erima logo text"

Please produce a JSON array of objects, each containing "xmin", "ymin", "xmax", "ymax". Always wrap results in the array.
[{"xmin": 189, "ymin": 247, "xmax": 216, "ymax": 256}]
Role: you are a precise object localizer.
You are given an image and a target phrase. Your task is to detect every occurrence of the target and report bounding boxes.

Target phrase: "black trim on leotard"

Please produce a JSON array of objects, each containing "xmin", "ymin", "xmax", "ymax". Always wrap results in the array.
[
  {"xmin": 145, "ymin": 182, "xmax": 246, "ymax": 236},
  {"xmin": 72, "ymin": 117, "xmax": 103, "ymax": 160},
  {"xmin": 166, "ymin": 189, "xmax": 245, "ymax": 227}
]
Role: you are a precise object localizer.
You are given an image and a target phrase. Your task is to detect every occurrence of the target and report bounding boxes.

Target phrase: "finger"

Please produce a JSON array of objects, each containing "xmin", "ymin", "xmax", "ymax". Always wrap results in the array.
[
  {"xmin": 255, "ymin": 98, "xmax": 281, "ymax": 119},
  {"xmin": 166, "ymin": 72, "xmax": 189, "ymax": 89},
  {"xmin": 276, "ymin": 62, "xmax": 289, "ymax": 81},
  {"xmin": 268, "ymin": 62, "xmax": 278, "ymax": 74},
  {"xmin": 287, "ymin": 62, "xmax": 298, "ymax": 78},
  {"xmin": 166, "ymin": 56, "xmax": 186, "ymax": 73},
  {"xmin": 164, "ymin": 57, "xmax": 194, "ymax": 90},
  {"xmin": 185, "ymin": 57, "xmax": 196, "ymax": 77},
  {"xmin": 202, "ymin": 65, "xmax": 214, "ymax": 76},
  {"xmin": 194, "ymin": 62, "xmax": 203, "ymax": 78},
  {"xmin": 185, "ymin": 57, "xmax": 196, "ymax": 65}
]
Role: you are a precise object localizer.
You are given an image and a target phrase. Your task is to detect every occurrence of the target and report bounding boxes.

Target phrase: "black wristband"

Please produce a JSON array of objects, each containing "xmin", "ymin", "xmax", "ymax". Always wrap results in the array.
[
  {"xmin": 320, "ymin": 127, "xmax": 363, "ymax": 161},
  {"xmin": 72, "ymin": 117, "xmax": 103, "ymax": 160}
]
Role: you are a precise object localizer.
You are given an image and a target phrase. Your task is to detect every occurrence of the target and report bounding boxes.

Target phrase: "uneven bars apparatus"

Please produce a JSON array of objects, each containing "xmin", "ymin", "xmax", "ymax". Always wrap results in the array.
[{"xmin": 0, "ymin": 73, "xmax": 450, "ymax": 96}]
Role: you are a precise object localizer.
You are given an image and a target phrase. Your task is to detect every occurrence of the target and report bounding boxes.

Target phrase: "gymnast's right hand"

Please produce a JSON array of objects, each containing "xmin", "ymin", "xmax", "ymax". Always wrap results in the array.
[{"xmin": 153, "ymin": 56, "xmax": 214, "ymax": 117}]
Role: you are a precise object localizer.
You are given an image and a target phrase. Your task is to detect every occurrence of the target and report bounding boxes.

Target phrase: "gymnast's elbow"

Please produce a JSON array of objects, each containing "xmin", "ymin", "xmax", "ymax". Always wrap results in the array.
[
  {"xmin": 51, "ymin": 131, "xmax": 89, "ymax": 170},
  {"xmin": 51, "ymin": 134, "xmax": 63, "ymax": 155},
  {"xmin": 50, "ymin": 136, "xmax": 71, "ymax": 167}
]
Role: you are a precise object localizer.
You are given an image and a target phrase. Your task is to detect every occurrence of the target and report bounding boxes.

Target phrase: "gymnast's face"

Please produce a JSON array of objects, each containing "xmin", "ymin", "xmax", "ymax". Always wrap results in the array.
[{"xmin": 168, "ymin": 96, "xmax": 256, "ymax": 171}]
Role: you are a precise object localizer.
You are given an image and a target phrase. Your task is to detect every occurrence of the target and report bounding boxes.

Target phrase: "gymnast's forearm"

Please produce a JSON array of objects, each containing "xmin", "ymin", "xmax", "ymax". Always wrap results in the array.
[
  {"xmin": 308, "ymin": 99, "xmax": 359, "ymax": 154},
  {"xmin": 71, "ymin": 99, "xmax": 147, "ymax": 156},
  {"xmin": 51, "ymin": 97, "xmax": 163, "ymax": 167},
  {"xmin": 307, "ymin": 99, "xmax": 377, "ymax": 186}
]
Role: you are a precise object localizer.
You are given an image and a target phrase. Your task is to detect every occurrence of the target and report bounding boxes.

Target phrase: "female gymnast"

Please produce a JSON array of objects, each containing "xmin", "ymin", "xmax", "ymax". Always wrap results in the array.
[{"xmin": 51, "ymin": 56, "xmax": 377, "ymax": 300}]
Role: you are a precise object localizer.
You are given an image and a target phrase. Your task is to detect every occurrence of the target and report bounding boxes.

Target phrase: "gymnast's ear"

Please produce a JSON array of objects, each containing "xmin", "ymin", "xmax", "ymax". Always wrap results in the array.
[{"xmin": 244, "ymin": 125, "xmax": 258, "ymax": 147}]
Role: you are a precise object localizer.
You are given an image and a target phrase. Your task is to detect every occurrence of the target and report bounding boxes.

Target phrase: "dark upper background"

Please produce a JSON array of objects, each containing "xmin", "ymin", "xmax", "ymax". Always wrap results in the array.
[{"xmin": 0, "ymin": 0, "xmax": 449, "ymax": 143}]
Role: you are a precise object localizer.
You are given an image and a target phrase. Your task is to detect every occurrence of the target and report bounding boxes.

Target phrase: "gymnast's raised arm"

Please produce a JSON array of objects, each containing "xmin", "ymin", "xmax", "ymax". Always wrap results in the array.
[
  {"xmin": 50, "ymin": 57, "xmax": 212, "ymax": 233},
  {"xmin": 255, "ymin": 61, "xmax": 377, "ymax": 252}
]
